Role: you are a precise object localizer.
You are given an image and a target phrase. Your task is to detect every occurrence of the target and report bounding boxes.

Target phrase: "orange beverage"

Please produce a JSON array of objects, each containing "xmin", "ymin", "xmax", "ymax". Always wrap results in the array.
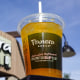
[{"xmin": 18, "ymin": 13, "xmax": 64, "ymax": 78}]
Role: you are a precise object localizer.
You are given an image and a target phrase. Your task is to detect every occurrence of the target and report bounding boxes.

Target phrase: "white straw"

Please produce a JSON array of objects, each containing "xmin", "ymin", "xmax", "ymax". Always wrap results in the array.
[
  {"xmin": 39, "ymin": 1, "xmax": 42, "ymax": 13},
  {"xmin": 38, "ymin": 1, "xmax": 42, "ymax": 22}
]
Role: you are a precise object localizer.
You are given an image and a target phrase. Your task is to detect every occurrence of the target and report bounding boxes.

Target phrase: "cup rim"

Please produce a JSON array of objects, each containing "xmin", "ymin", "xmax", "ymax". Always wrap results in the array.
[{"xmin": 17, "ymin": 13, "xmax": 65, "ymax": 34}]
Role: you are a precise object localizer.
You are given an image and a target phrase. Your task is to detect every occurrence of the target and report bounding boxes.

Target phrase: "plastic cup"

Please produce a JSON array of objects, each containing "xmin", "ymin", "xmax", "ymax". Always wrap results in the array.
[{"xmin": 17, "ymin": 13, "xmax": 64, "ymax": 78}]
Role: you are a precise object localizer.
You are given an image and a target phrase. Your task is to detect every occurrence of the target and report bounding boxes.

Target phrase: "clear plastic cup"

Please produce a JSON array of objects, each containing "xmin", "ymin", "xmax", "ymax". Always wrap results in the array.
[{"xmin": 17, "ymin": 13, "xmax": 64, "ymax": 78}]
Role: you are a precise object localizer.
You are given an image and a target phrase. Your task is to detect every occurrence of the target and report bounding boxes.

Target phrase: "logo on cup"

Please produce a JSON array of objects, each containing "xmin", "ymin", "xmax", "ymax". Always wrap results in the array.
[{"xmin": 31, "ymin": 39, "xmax": 55, "ymax": 47}]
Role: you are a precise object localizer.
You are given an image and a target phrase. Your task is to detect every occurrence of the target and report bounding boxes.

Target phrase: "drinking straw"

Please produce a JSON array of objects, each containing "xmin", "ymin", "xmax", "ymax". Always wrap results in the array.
[{"xmin": 38, "ymin": 1, "xmax": 42, "ymax": 22}]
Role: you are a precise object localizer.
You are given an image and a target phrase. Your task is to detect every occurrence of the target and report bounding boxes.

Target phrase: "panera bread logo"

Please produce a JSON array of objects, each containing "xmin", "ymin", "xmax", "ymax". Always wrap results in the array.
[
  {"xmin": 31, "ymin": 39, "xmax": 55, "ymax": 45},
  {"xmin": 31, "ymin": 39, "xmax": 55, "ymax": 47},
  {"xmin": 0, "ymin": 36, "xmax": 11, "ymax": 70}
]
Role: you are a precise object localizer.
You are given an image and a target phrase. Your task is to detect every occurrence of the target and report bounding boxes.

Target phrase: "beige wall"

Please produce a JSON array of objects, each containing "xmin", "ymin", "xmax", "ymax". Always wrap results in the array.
[
  {"xmin": 7, "ymin": 76, "xmax": 18, "ymax": 80},
  {"xmin": 0, "ymin": 31, "xmax": 26, "ymax": 79}
]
